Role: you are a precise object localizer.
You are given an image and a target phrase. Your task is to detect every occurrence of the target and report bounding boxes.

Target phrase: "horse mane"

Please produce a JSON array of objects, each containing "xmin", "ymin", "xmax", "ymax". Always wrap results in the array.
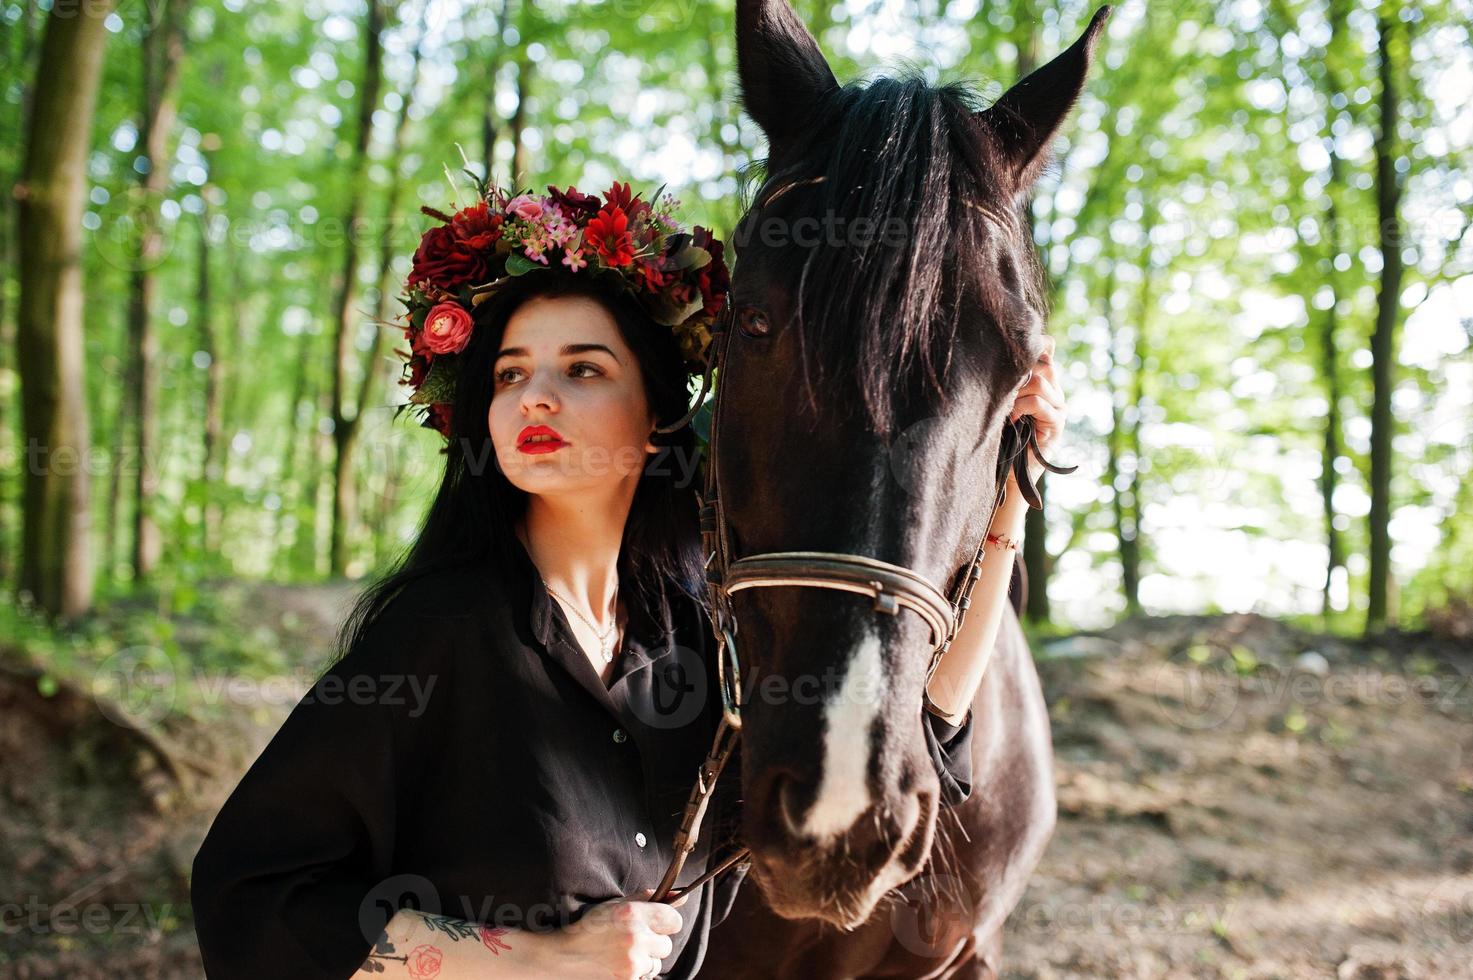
[{"xmin": 738, "ymin": 72, "xmax": 1046, "ymax": 437}]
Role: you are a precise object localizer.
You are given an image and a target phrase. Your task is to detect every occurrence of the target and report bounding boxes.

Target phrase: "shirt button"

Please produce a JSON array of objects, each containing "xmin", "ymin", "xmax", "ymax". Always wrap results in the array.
[
  {"xmin": 635, "ymin": 832, "xmax": 647, "ymax": 848},
  {"xmin": 612, "ymin": 728, "xmax": 627, "ymax": 744}
]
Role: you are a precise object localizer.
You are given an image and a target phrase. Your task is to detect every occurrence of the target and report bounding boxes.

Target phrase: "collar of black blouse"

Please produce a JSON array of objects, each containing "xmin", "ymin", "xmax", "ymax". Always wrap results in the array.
[{"xmin": 514, "ymin": 536, "xmax": 677, "ymax": 669}]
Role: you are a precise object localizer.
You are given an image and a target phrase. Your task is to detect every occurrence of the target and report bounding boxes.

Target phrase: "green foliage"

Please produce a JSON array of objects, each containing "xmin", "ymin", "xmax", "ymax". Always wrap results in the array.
[{"xmin": 0, "ymin": 0, "xmax": 1468, "ymax": 637}]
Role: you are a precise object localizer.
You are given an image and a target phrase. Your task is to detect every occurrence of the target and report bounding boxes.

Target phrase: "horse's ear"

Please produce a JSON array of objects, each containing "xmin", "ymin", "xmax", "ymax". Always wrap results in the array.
[
  {"xmin": 979, "ymin": 5, "xmax": 1112, "ymax": 194},
  {"xmin": 735, "ymin": 0, "xmax": 839, "ymax": 149}
]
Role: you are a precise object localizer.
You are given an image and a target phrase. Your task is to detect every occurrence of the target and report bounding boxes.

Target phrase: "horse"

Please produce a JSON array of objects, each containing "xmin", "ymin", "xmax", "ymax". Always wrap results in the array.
[{"xmin": 696, "ymin": 3, "xmax": 1111, "ymax": 976}]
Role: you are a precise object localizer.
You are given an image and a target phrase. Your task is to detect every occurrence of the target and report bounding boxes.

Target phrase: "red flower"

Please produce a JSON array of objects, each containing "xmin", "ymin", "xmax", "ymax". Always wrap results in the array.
[
  {"xmin": 427, "ymin": 402, "xmax": 453, "ymax": 437},
  {"xmin": 603, "ymin": 181, "xmax": 650, "ymax": 220},
  {"xmin": 479, "ymin": 925, "xmax": 512, "ymax": 955},
  {"xmin": 667, "ymin": 282, "xmax": 696, "ymax": 307},
  {"xmin": 586, "ymin": 206, "xmax": 635, "ymax": 267},
  {"xmin": 604, "ymin": 181, "xmax": 636, "ymax": 211},
  {"xmin": 547, "ymin": 185, "xmax": 601, "ymax": 217},
  {"xmin": 405, "ymin": 354, "xmax": 428, "ymax": 388},
  {"xmin": 640, "ymin": 261, "xmax": 671, "ymax": 292},
  {"xmin": 451, "ymin": 201, "xmax": 504, "ymax": 249},
  {"xmin": 422, "ymin": 302, "xmax": 475, "ymax": 355},
  {"xmin": 408, "ymin": 224, "xmax": 491, "ymax": 291},
  {"xmin": 692, "ymin": 225, "xmax": 730, "ymax": 315},
  {"xmin": 406, "ymin": 944, "xmax": 443, "ymax": 979}
]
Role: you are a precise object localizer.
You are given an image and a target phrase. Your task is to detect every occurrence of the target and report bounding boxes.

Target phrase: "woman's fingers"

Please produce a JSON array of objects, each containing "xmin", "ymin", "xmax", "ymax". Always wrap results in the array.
[
  {"xmin": 1010, "ymin": 394, "xmax": 1061, "ymax": 425},
  {"xmin": 1010, "ymin": 368, "xmax": 1063, "ymax": 417},
  {"xmin": 1009, "ymin": 378, "xmax": 1064, "ymax": 420},
  {"xmin": 637, "ymin": 901, "xmax": 684, "ymax": 936},
  {"xmin": 643, "ymin": 931, "xmax": 675, "ymax": 959}
]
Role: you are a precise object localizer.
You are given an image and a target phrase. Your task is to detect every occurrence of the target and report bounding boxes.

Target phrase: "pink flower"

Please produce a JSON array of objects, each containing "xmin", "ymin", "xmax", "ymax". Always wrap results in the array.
[
  {"xmin": 562, "ymin": 249, "xmax": 587, "ymax": 271},
  {"xmin": 507, "ymin": 195, "xmax": 543, "ymax": 221},
  {"xmin": 422, "ymin": 302, "xmax": 475, "ymax": 355}
]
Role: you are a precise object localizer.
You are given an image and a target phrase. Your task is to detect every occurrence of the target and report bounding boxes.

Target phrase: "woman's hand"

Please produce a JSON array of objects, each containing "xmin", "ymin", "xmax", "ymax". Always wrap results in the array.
[
  {"xmin": 533, "ymin": 889, "xmax": 684, "ymax": 979},
  {"xmin": 1006, "ymin": 335, "xmax": 1067, "ymax": 487}
]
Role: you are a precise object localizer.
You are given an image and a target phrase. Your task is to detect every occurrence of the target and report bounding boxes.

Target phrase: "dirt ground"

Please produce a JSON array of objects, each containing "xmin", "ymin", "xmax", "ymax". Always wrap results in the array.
[
  {"xmin": 1006, "ymin": 613, "xmax": 1473, "ymax": 980},
  {"xmin": 2, "ymin": 585, "xmax": 1470, "ymax": 979}
]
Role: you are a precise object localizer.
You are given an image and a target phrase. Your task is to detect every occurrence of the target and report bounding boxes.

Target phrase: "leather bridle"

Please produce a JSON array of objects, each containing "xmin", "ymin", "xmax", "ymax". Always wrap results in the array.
[{"xmin": 646, "ymin": 175, "xmax": 1068, "ymax": 903}]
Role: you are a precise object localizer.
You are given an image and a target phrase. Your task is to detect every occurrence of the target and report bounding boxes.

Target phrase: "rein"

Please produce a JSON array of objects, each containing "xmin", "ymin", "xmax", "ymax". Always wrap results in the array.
[{"xmin": 645, "ymin": 174, "xmax": 1071, "ymax": 904}]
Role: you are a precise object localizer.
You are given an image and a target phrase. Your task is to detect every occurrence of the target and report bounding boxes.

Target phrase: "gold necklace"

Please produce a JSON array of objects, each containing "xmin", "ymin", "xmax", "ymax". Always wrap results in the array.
[{"xmin": 545, "ymin": 582, "xmax": 620, "ymax": 663}]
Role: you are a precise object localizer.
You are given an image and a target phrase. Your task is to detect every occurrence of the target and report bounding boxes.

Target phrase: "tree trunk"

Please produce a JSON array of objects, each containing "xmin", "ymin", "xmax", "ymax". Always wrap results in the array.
[
  {"xmin": 509, "ymin": 56, "xmax": 531, "ymax": 183},
  {"xmin": 15, "ymin": 0, "xmax": 115, "ymax": 618},
  {"xmin": 1123, "ymin": 271, "xmax": 1147, "ymax": 615},
  {"xmin": 328, "ymin": 0, "xmax": 387, "ymax": 576},
  {"xmin": 1012, "ymin": 0, "xmax": 1038, "ymax": 79},
  {"xmin": 101, "ymin": 319, "xmax": 130, "ymax": 585},
  {"xmin": 126, "ymin": 0, "xmax": 190, "ymax": 583},
  {"xmin": 356, "ymin": 36, "xmax": 427, "ymax": 576},
  {"xmin": 196, "ymin": 208, "xmax": 224, "ymax": 557},
  {"xmin": 276, "ymin": 329, "xmax": 315, "ymax": 577},
  {"xmin": 1319, "ymin": 152, "xmax": 1347, "ymax": 619},
  {"xmin": 0, "ymin": 0, "xmax": 43, "ymax": 586},
  {"xmin": 1366, "ymin": 14, "xmax": 1404, "ymax": 633},
  {"xmin": 1100, "ymin": 260, "xmax": 1141, "ymax": 616},
  {"xmin": 480, "ymin": 0, "xmax": 511, "ymax": 181},
  {"xmin": 1316, "ymin": 0, "xmax": 1351, "ymax": 621}
]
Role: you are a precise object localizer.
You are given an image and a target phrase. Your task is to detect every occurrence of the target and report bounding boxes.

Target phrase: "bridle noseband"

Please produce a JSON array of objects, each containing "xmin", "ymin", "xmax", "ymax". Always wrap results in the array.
[{"xmin": 648, "ymin": 174, "xmax": 1046, "ymax": 903}]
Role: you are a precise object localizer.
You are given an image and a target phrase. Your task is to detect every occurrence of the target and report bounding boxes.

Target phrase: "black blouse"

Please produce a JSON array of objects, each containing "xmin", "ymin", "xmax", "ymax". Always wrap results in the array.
[{"xmin": 190, "ymin": 537, "xmax": 975, "ymax": 979}]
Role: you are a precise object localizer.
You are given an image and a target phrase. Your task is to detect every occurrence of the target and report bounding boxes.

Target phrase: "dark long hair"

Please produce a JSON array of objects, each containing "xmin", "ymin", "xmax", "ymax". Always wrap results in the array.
[{"xmin": 333, "ymin": 273, "xmax": 708, "ymax": 662}]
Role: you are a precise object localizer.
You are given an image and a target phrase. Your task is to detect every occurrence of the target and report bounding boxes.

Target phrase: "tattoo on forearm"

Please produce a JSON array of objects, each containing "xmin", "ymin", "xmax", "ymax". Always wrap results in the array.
[
  {"xmin": 358, "ymin": 930, "xmax": 420, "ymax": 974},
  {"xmin": 357, "ymin": 916, "xmax": 513, "ymax": 976},
  {"xmin": 416, "ymin": 912, "xmax": 487, "ymax": 941}
]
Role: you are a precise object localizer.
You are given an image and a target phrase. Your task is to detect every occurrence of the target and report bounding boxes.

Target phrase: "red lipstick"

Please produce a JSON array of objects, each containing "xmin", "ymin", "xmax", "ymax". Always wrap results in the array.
[{"xmin": 517, "ymin": 424, "xmax": 567, "ymax": 454}]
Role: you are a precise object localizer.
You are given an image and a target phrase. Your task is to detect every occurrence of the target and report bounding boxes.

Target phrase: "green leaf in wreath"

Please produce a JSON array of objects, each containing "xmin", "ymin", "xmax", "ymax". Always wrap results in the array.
[
  {"xmin": 411, "ymin": 357, "xmax": 459, "ymax": 404},
  {"xmin": 504, "ymin": 253, "xmax": 542, "ymax": 276}
]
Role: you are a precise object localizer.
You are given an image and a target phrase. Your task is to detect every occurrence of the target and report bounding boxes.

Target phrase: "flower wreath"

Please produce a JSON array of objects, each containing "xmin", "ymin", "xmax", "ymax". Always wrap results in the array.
[{"xmin": 393, "ymin": 168, "xmax": 730, "ymax": 438}]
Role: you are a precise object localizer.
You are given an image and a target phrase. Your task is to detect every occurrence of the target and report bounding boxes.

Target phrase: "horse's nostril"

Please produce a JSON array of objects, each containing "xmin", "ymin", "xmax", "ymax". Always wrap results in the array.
[{"xmin": 774, "ymin": 775, "xmax": 806, "ymax": 838}]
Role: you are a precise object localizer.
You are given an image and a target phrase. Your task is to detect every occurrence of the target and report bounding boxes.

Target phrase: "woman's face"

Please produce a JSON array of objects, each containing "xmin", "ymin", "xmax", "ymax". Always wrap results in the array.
[{"xmin": 489, "ymin": 293, "xmax": 657, "ymax": 497}]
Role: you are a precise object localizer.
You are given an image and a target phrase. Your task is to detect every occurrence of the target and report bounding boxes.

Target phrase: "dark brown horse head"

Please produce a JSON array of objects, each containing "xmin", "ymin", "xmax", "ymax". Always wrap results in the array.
[{"xmin": 722, "ymin": 0, "xmax": 1108, "ymax": 927}]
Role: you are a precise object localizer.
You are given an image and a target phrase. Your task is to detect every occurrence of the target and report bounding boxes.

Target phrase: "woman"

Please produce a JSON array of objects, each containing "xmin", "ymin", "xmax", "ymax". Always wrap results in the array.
[{"xmin": 189, "ymin": 176, "xmax": 1066, "ymax": 980}]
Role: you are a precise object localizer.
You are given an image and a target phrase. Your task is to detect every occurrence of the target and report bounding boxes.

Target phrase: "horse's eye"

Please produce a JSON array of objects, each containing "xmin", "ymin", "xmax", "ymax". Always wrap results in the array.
[{"xmin": 738, "ymin": 307, "xmax": 771, "ymax": 338}]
